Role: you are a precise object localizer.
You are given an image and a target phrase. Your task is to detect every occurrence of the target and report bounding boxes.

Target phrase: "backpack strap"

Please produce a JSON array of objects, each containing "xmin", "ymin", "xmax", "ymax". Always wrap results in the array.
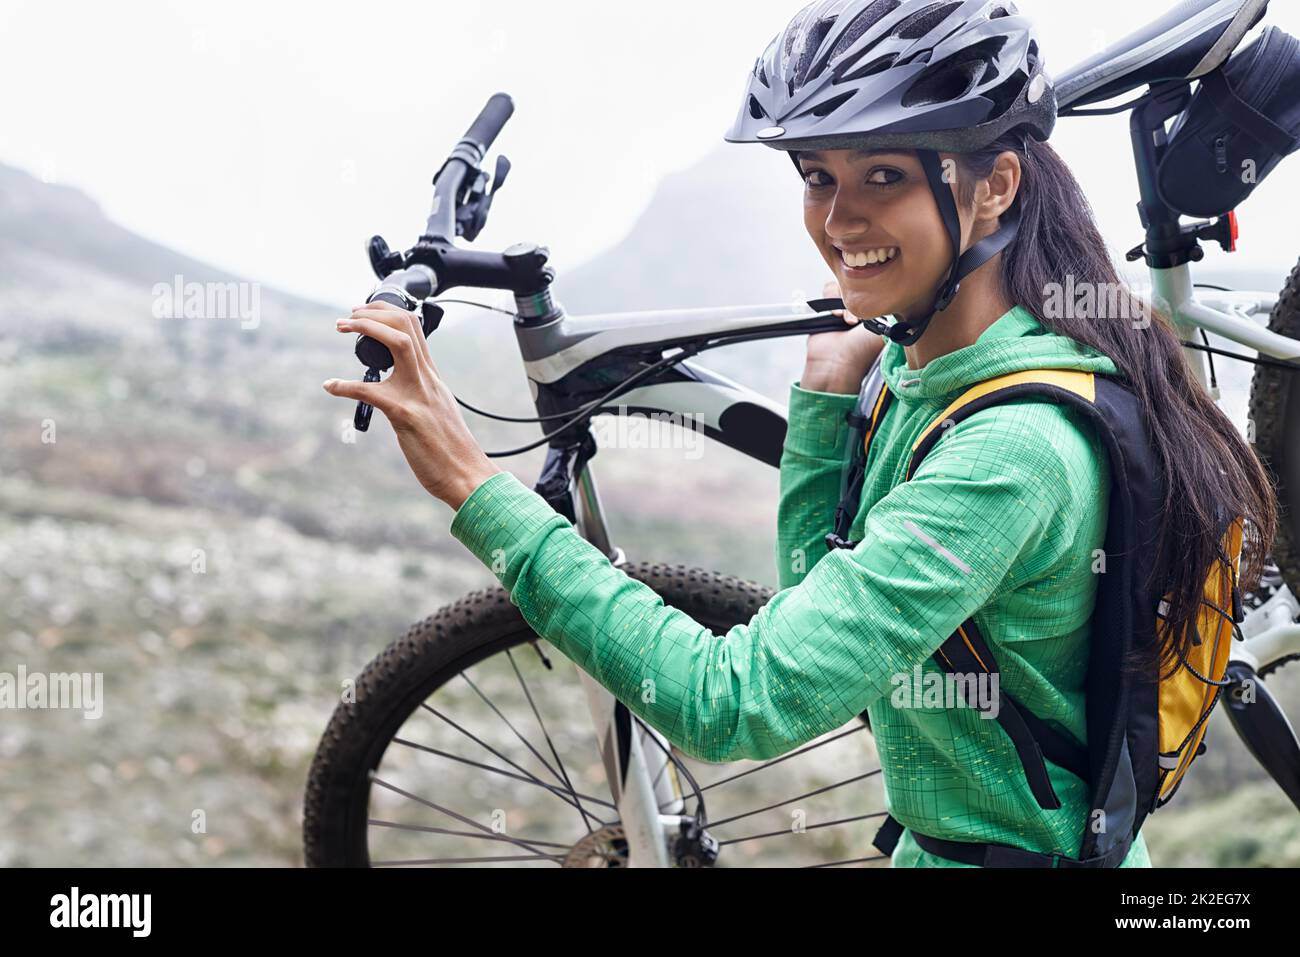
[
  {"xmin": 933, "ymin": 618, "xmax": 1088, "ymax": 810},
  {"xmin": 867, "ymin": 369, "xmax": 1135, "ymax": 866},
  {"xmin": 906, "ymin": 370, "xmax": 1099, "ymax": 812},
  {"xmin": 826, "ymin": 358, "xmax": 892, "ymax": 552},
  {"xmin": 872, "ymin": 813, "xmax": 1133, "ymax": 868}
]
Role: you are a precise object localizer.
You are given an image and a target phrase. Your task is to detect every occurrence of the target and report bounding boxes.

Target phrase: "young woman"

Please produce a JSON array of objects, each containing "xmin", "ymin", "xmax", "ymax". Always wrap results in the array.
[{"xmin": 323, "ymin": 0, "xmax": 1276, "ymax": 867}]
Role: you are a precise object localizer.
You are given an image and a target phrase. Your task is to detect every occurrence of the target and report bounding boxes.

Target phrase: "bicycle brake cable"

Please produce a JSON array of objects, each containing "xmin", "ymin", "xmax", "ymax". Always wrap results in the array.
[
  {"xmin": 481, "ymin": 344, "xmax": 707, "ymax": 458},
  {"xmin": 1178, "ymin": 339, "xmax": 1300, "ymax": 373},
  {"xmin": 477, "ymin": 316, "xmax": 848, "ymax": 454},
  {"xmin": 434, "ymin": 297, "xmax": 843, "ymax": 454}
]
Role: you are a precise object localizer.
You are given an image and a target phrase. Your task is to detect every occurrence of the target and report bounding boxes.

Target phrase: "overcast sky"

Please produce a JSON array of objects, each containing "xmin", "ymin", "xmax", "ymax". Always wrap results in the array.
[{"xmin": 4, "ymin": 0, "xmax": 1299, "ymax": 306}]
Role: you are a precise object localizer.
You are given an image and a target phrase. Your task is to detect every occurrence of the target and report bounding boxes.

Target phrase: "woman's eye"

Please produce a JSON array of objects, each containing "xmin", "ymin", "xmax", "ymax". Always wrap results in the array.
[
  {"xmin": 867, "ymin": 168, "xmax": 903, "ymax": 187},
  {"xmin": 802, "ymin": 169, "xmax": 832, "ymax": 189}
]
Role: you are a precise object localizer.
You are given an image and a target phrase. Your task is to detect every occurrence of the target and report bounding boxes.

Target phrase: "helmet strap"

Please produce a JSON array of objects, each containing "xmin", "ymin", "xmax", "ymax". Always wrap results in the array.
[{"xmin": 885, "ymin": 149, "xmax": 1021, "ymax": 347}]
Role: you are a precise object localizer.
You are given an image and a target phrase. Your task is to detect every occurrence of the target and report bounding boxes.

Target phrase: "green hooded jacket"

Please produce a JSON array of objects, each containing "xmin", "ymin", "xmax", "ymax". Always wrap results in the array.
[{"xmin": 450, "ymin": 303, "xmax": 1152, "ymax": 867}]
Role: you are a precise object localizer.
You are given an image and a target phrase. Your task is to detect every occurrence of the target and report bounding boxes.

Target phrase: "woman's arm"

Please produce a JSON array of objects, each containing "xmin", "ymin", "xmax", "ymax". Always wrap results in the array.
[
  {"xmin": 774, "ymin": 383, "xmax": 858, "ymax": 590},
  {"xmin": 775, "ymin": 279, "xmax": 884, "ymax": 589},
  {"xmin": 450, "ymin": 401, "xmax": 1089, "ymax": 764}
]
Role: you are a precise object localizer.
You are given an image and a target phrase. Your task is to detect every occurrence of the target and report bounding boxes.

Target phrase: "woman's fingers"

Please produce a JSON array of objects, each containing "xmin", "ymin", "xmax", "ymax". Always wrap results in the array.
[
  {"xmin": 822, "ymin": 279, "xmax": 846, "ymax": 318},
  {"xmin": 322, "ymin": 376, "xmax": 383, "ymax": 405},
  {"xmin": 348, "ymin": 304, "xmax": 438, "ymax": 373},
  {"xmin": 338, "ymin": 315, "xmax": 420, "ymax": 364}
]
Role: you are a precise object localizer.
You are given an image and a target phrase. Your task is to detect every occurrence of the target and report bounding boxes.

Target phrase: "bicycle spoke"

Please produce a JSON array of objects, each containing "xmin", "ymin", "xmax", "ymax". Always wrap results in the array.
[
  {"xmin": 391, "ymin": 735, "xmax": 615, "ymax": 815},
  {"xmin": 369, "ymin": 819, "xmax": 572, "ymax": 850},
  {"xmin": 698, "ymin": 724, "xmax": 872, "ymax": 793},
  {"xmin": 648, "ymin": 738, "xmax": 679, "ymax": 808},
  {"xmin": 805, "ymin": 853, "xmax": 891, "ymax": 867},
  {"xmin": 704, "ymin": 769, "xmax": 882, "ymax": 828},
  {"xmin": 717, "ymin": 811, "xmax": 889, "ymax": 847},
  {"xmin": 421, "ymin": 699, "xmax": 606, "ymax": 824},
  {"xmin": 369, "ymin": 773, "xmax": 557, "ymax": 863},
  {"xmin": 456, "ymin": 672, "xmax": 576, "ymax": 796},
  {"xmin": 373, "ymin": 854, "xmax": 564, "ymax": 866},
  {"xmin": 505, "ymin": 647, "xmax": 600, "ymax": 835}
]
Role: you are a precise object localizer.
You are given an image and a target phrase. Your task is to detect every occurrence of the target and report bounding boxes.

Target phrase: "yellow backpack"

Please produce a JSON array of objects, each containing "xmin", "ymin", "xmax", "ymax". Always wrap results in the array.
[{"xmin": 830, "ymin": 367, "xmax": 1246, "ymax": 867}]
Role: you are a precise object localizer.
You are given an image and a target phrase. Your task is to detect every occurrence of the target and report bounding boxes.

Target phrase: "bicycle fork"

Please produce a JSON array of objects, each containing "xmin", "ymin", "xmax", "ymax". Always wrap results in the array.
[
  {"xmin": 569, "ymin": 458, "xmax": 693, "ymax": 866},
  {"xmin": 577, "ymin": 674, "xmax": 686, "ymax": 866}
]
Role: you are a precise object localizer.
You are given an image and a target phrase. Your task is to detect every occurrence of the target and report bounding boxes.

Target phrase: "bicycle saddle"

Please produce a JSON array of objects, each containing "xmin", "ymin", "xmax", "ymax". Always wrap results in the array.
[{"xmin": 1057, "ymin": 0, "xmax": 1269, "ymax": 109}]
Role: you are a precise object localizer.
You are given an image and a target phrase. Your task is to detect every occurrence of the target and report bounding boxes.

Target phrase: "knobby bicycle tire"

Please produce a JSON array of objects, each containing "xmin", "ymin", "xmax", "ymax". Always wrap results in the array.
[
  {"xmin": 1247, "ymin": 255, "xmax": 1300, "ymax": 674},
  {"xmin": 303, "ymin": 562, "xmax": 789, "ymax": 867}
]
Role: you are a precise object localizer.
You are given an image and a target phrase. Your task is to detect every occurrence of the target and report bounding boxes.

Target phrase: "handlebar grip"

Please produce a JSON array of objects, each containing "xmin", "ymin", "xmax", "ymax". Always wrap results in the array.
[
  {"xmin": 369, "ymin": 291, "xmax": 409, "ymax": 310},
  {"xmin": 354, "ymin": 292, "xmax": 411, "ymax": 371},
  {"xmin": 463, "ymin": 93, "xmax": 514, "ymax": 151}
]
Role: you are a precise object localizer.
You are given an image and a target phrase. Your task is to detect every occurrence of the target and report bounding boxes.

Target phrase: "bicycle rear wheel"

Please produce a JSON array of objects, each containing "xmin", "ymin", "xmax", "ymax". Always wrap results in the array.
[
  {"xmin": 302, "ymin": 562, "xmax": 887, "ymax": 867},
  {"xmin": 1247, "ymin": 255, "xmax": 1300, "ymax": 661}
]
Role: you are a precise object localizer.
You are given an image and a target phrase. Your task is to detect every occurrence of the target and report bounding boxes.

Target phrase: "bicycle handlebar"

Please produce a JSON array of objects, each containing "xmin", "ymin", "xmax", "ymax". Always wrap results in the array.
[
  {"xmin": 352, "ymin": 95, "xmax": 518, "ymax": 431},
  {"xmin": 463, "ymin": 92, "xmax": 514, "ymax": 154}
]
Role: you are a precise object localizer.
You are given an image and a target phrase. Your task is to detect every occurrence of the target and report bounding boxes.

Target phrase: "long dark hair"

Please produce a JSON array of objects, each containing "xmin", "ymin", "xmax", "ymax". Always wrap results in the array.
[{"xmin": 955, "ymin": 133, "xmax": 1277, "ymax": 679}]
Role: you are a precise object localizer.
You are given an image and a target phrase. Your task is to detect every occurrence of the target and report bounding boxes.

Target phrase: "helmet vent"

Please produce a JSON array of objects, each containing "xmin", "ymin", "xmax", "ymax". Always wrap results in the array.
[
  {"xmin": 810, "ymin": 90, "xmax": 856, "ymax": 118},
  {"xmin": 749, "ymin": 95, "xmax": 769, "ymax": 120},
  {"xmin": 984, "ymin": 69, "xmax": 1029, "ymax": 117},
  {"xmin": 902, "ymin": 58, "xmax": 982, "ymax": 107},
  {"xmin": 829, "ymin": 0, "xmax": 901, "ymax": 62},
  {"xmin": 837, "ymin": 52, "xmax": 900, "ymax": 83},
  {"xmin": 900, "ymin": 34, "xmax": 1009, "ymax": 105},
  {"xmin": 793, "ymin": 16, "xmax": 839, "ymax": 86},
  {"xmin": 894, "ymin": 2, "xmax": 961, "ymax": 41},
  {"xmin": 989, "ymin": 5, "xmax": 1012, "ymax": 18}
]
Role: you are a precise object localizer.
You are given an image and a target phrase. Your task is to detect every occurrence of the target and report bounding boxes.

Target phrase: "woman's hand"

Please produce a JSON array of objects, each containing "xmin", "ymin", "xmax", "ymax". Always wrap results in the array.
[
  {"xmin": 323, "ymin": 301, "xmax": 501, "ymax": 509},
  {"xmin": 801, "ymin": 279, "xmax": 885, "ymax": 395}
]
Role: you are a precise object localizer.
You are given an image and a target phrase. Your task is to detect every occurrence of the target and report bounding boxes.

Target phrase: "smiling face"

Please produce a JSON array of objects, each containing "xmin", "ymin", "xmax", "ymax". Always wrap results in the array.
[{"xmin": 797, "ymin": 148, "xmax": 972, "ymax": 323}]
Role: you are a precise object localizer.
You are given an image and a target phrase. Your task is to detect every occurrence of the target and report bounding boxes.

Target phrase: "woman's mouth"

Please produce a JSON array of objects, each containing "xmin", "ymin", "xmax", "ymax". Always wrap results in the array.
[{"xmin": 837, "ymin": 245, "xmax": 899, "ymax": 277}]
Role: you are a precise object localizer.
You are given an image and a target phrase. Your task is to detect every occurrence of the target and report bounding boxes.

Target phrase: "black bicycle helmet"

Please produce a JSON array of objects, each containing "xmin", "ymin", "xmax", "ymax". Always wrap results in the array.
[{"xmin": 724, "ymin": 0, "xmax": 1058, "ymax": 345}]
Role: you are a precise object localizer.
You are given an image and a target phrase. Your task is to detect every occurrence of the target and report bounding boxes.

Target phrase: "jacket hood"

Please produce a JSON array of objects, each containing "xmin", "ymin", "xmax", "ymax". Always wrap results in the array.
[{"xmin": 880, "ymin": 304, "xmax": 1121, "ymax": 403}]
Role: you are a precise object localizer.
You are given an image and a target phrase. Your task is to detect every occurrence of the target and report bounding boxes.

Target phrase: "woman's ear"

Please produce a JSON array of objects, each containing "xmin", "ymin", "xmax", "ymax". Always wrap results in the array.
[{"xmin": 977, "ymin": 150, "xmax": 1022, "ymax": 224}]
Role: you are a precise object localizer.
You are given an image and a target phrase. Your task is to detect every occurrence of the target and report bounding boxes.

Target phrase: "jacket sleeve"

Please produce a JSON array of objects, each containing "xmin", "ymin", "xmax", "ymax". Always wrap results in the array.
[
  {"xmin": 448, "ymin": 402, "xmax": 1096, "ymax": 764},
  {"xmin": 774, "ymin": 383, "xmax": 859, "ymax": 590}
]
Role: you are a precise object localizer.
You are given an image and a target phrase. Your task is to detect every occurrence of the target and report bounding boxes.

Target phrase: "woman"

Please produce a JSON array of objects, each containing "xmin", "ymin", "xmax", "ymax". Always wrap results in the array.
[{"xmin": 323, "ymin": 0, "xmax": 1275, "ymax": 867}]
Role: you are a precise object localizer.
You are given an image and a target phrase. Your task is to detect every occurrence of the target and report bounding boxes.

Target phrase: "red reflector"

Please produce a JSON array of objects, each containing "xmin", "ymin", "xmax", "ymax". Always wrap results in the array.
[{"xmin": 1228, "ymin": 210, "xmax": 1239, "ymax": 250}]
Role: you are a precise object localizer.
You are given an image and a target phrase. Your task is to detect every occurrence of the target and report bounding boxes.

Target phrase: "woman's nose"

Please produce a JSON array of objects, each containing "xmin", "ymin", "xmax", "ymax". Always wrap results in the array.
[{"xmin": 824, "ymin": 196, "xmax": 871, "ymax": 241}]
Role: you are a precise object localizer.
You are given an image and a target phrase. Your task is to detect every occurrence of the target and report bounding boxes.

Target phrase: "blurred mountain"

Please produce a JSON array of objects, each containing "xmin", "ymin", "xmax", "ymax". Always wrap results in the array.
[{"xmin": 557, "ymin": 144, "xmax": 828, "ymax": 314}]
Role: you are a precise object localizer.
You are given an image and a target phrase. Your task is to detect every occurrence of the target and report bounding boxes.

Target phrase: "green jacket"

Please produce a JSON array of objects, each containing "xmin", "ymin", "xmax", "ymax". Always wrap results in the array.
[{"xmin": 450, "ymin": 304, "xmax": 1151, "ymax": 867}]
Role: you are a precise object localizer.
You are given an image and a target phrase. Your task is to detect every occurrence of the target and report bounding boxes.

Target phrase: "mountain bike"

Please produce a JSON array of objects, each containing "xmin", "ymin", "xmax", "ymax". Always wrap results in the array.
[{"xmin": 304, "ymin": 0, "xmax": 1300, "ymax": 867}]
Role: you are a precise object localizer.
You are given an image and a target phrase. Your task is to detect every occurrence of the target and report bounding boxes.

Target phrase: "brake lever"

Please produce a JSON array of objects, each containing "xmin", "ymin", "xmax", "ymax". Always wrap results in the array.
[{"xmin": 457, "ymin": 154, "xmax": 511, "ymax": 242}]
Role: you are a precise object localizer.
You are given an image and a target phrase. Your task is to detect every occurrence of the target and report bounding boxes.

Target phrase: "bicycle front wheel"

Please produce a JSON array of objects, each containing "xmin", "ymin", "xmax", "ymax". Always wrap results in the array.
[{"xmin": 302, "ymin": 562, "xmax": 887, "ymax": 868}]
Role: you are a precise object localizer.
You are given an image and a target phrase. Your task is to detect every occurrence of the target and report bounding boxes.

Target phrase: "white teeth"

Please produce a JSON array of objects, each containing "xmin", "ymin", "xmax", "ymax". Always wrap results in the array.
[{"xmin": 841, "ymin": 247, "xmax": 897, "ymax": 268}]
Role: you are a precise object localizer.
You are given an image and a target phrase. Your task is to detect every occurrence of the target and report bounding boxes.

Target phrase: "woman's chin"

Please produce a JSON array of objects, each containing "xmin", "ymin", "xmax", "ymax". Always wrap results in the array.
[{"xmin": 843, "ymin": 294, "xmax": 893, "ymax": 320}]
